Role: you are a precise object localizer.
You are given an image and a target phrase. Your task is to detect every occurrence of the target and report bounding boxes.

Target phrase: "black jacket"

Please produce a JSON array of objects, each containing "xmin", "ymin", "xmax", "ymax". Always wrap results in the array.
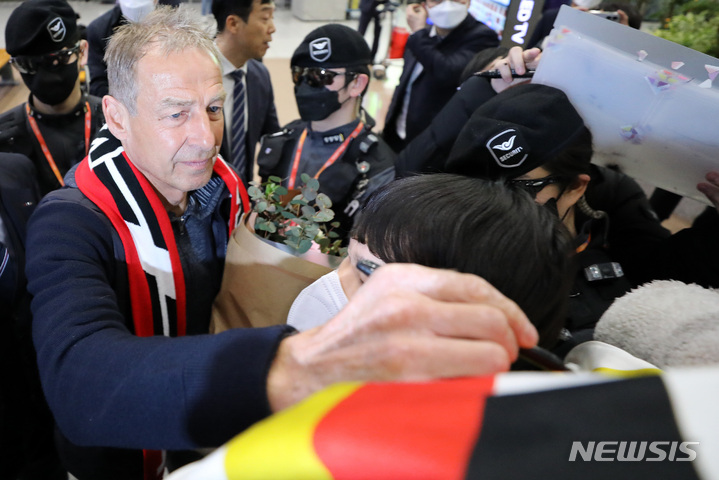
[
  {"xmin": 257, "ymin": 117, "xmax": 396, "ymax": 239},
  {"xmin": 587, "ymin": 165, "xmax": 719, "ymax": 289},
  {"xmin": 383, "ymin": 14, "xmax": 499, "ymax": 152},
  {"xmin": 560, "ymin": 164, "xmax": 719, "ymax": 352},
  {"xmin": 0, "ymin": 95, "xmax": 105, "ymax": 195},
  {"xmin": 86, "ymin": 5, "xmax": 125, "ymax": 98},
  {"xmin": 396, "ymin": 75, "xmax": 497, "ymax": 176},
  {"xmin": 0, "ymin": 153, "xmax": 65, "ymax": 479}
]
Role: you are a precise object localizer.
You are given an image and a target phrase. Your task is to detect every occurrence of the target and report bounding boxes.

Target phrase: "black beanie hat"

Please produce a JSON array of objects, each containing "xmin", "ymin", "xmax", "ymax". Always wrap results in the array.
[
  {"xmin": 291, "ymin": 23, "xmax": 372, "ymax": 71},
  {"xmin": 446, "ymin": 83, "xmax": 588, "ymax": 180},
  {"xmin": 5, "ymin": 0, "xmax": 79, "ymax": 57}
]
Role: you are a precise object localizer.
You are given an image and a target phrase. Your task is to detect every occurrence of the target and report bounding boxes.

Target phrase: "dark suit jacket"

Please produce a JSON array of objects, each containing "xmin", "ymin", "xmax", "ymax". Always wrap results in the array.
[
  {"xmin": 86, "ymin": 1, "xmax": 180, "ymax": 97},
  {"xmin": 383, "ymin": 15, "xmax": 499, "ymax": 152},
  {"xmin": 220, "ymin": 59, "xmax": 280, "ymax": 184},
  {"xmin": 526, "ymin": 7, "xmax": 560, "ymax": 50},
  {"xmin": 86, "ymin": 5, "xmax": 125, "ymax": 98}
]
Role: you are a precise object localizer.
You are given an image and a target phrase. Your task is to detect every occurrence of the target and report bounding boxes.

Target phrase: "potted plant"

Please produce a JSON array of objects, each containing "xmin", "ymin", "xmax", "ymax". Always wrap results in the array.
[
  {"xmin": 248, "ymin": 174, "xmax": 347, "ymax": 260},
  {"xmin": 211, "ymin": 175, "xmax": 347, "ymax": 332}
]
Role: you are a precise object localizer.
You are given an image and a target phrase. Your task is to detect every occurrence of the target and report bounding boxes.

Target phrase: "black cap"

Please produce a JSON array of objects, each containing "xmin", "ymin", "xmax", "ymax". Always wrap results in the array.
[
  {"xmin": 446, "ymin": 84, "xmax": 587, "ymax": 180},
  {"xmin": 5, "ymin": 0, "xmax": 79, "ymax": 57},
  {"xmin": 291, "ymin": 23, "xmax": 372, "ymax": 70}
]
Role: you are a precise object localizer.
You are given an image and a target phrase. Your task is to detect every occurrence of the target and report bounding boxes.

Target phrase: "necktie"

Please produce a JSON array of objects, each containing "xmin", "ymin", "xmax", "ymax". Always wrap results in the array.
[{"xmin": 231, "ymin": 69, "xmax": 247, "ymax": 181}]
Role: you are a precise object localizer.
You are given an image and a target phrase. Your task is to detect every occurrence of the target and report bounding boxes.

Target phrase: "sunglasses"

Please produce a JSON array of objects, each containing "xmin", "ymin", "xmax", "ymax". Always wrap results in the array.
[
  {"xmin": 291, "ymin": 66, "xmax": 356, "ymax": 88},
  {"xmin": 9, "ymin": 43, "xmax": 82, "ymax": 75},
  {"xmin": 507, "ymin": 176, "xmax": 564, "ymax": 199}
]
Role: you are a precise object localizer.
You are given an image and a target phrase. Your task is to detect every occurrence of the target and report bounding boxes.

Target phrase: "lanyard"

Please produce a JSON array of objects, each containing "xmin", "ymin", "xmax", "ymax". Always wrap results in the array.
[
  {"xmin": 26, "ymin": 101, "xmax": 92, "ymax": 187},
  {"xmin": 288, "ymin": 121, "xmax": 365, "ymax": 189},
  {"xmin": 575, "ymin": 233, "xmax": 591, "ymax": 253}
]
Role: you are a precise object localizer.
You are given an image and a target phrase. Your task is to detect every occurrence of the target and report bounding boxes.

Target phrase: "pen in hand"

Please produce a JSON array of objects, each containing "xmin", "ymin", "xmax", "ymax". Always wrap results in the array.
[
  {"xmin": 355, "ymin": 259, "xmax": 567, "ymax": 372},
  {"xmin": 474, "ymin": 69, "xmax": 535, "ymax": 79},
  {"xmin": 356, "ymin": 259, "xmax": 380, "ymax": 276}
]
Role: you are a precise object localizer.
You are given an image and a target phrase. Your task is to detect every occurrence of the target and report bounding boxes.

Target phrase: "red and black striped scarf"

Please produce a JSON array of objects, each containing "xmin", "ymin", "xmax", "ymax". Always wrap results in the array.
[{"xmin": 75, "ymin": 125, "xmax": 249, "ymax": 478}]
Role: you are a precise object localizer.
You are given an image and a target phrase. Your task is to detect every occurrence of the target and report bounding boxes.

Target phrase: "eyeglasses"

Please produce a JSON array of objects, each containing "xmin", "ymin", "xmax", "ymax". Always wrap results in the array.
[
  {"xmin": 9, "ymin": 43, "xmax": 82, "ymax": 75},
  {"xmin": 507, "ymin": 176, "xmax": 564, "ymax": 198},
  {"xmin": 291, "ymin": 66, "xmax": 356, "ymax": 88}
]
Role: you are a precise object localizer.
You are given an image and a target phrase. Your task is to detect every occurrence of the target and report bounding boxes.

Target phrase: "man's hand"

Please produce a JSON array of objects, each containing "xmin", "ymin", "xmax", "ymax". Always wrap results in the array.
[
  {"xmin": 698, "ymin": 171, "xmax": 719, "ymax": 209},
  {"xmin": 267, "ymin": 264, "xmax": 538, "ymax": 411},
  {"xmin": 406, "ymin": 3, "xmax": 428, "ymax": 33},
  {"xmin": 486, "ymin": 46, "xmax": 542, "ymax": 93}
]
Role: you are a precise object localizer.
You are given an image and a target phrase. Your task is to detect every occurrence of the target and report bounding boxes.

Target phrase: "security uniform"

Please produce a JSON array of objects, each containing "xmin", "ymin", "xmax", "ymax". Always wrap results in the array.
[
  {"xmin": 0, "ymin": 94, "xmax": 105, "ymax": 195},
  {"xmin": 257, "ymin": 116, "xmax": 397, "ymax": 240}
]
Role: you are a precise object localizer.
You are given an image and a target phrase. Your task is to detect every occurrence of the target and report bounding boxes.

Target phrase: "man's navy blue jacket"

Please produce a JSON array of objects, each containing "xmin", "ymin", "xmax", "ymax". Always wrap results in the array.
[{"xmin": 26, "ymin": 166, "xmax": 293, "ymax": 479}]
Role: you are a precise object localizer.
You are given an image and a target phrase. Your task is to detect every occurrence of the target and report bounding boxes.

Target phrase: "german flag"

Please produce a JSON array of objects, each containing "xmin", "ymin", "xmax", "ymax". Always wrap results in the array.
[{"xmin": 169, "ymin": 369, "xmax": 716, "ymax": 479}]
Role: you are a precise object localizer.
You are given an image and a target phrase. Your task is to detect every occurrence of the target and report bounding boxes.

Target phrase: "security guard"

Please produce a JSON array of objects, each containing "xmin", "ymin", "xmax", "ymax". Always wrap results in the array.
[
  {"xmin": 257, "ymin": 24, "xmax": 396, "ymax": 240},
  {"xmin": 0, "ymin": 0, "xmax": 105, "ymax": 196}
]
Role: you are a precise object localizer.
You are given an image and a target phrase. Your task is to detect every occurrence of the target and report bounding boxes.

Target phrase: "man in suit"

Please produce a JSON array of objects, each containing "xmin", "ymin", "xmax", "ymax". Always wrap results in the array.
[
  {"xmin": 382, "ymin": 0, "xmax": 499, "ymax": 153},
  {"xmin": 0, "ymin": 153, "xmax": 65, "ymax": 479},
  {"xmin": 213, "ymin": 0, "xmax": 280, "ymax": 184}
]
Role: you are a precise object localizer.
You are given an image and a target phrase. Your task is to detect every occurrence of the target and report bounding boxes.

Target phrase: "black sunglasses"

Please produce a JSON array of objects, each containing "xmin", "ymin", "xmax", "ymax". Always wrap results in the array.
[
  {"xmin": 291, "ymin": 66, "xmax": 356, "ymax": 88},
  {"xmin": 507, "ymin": 176, "xmax": 564, "ymax": 199},
  {"xmin": 9, "ymin": 43, "xmax": 82, "ymax": 75}
]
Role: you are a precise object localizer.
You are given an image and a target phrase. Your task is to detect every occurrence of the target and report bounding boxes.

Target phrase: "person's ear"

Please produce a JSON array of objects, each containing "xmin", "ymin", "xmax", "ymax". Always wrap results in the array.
[
  {"xmin": 225, "ymin": 14, "xmax": 243, "ymax": 33},
  {"xmin": 102, "ymin": 95, "xmax": 130, "ymax": 141},
  {"xmin": 562, "ymin": 173, "xmax": 591, "ymax": 205},
  {"xmin": 78, "ymin": 39, "xmax": 89, "ymax": 68},
  {"xmin": 348, "ymin": 73, "xmax": 369, "ymax": 98}
]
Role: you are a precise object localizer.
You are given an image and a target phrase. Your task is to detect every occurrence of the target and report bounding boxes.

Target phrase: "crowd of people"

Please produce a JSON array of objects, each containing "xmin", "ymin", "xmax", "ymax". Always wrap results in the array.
[{"xmin": 1, "ymin": 0, "xmax": 717, "ymax": 478}]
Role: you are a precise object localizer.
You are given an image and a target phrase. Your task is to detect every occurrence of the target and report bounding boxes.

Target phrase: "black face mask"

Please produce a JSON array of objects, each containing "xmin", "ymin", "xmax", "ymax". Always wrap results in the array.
[
  {"xmin": 294, "ymin": 82, "xmax": 343, "ymax": 122},
  {"xmin": 22, "ymin": 61, "xmax": 79, "ymax": 106}
]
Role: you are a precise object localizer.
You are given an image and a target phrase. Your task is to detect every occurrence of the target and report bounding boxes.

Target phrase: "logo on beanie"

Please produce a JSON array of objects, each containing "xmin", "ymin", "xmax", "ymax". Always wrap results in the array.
[
  {"xmin": 47, "ymin": 17, "xmax": 67, "ymax": 43},
  {"xmin": 487, "ymin": 128, "xmax": 528, "ymax": 168},
  {"xmin": 309, "ymin": 37, "xmax": 331, "ymax": 63}
]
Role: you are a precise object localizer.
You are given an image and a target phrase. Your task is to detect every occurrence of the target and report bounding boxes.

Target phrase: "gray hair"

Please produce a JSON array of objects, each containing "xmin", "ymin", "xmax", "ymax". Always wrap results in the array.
[{"xmin": 104, "ymin": 5, "xmax": 222, "ymax": 115}]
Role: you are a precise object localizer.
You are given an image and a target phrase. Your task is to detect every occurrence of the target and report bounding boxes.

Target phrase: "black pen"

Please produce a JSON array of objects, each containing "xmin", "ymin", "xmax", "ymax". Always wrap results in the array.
[
  {"xmin": 519, "ymin": 345, "xmax": 569, "ymax": 371},
  {"xmin": 356, "ymin": 259, "xmax": 380, "ymax": 276},
  {"xmin": 474, "ymin": 69, "xmax": 535, "ymax": 79},
  {"xmin": 356, "ymin": 258, "xmax": 567, "ymax": 371}
]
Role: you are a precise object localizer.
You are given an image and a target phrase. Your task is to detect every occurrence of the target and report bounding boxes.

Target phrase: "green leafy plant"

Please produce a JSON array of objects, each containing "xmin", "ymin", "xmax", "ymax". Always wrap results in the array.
[
  {"xmin": 654, "ymin": 9, "xmax": 719, "ymax": 57},
  {"xmin": 247, "ymin": 174, "xmax": 347, "ymax": 257}
]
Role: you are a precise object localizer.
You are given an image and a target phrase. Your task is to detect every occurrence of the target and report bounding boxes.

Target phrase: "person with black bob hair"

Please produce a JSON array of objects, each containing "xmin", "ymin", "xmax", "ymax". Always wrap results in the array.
[{"xmin": 289, "ymin": 173, "xmax": 574, "ymax": 350}]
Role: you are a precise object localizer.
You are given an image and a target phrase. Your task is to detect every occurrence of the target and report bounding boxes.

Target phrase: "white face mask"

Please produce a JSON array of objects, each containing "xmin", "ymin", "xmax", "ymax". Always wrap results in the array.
[
  {"xmin": 287, "ymin": 270, "xmax": 348, "ymax": 332},
  {"xmin": 119, "ymin": 0, "xmax": 154, "ymax": 23},
  {"xmin": 427, "ymin": 1, "xmax": 469, "ymax": 30},
  {"xmin": 572, "ymin": 0, "xmax": 602, "ymax": 8}
]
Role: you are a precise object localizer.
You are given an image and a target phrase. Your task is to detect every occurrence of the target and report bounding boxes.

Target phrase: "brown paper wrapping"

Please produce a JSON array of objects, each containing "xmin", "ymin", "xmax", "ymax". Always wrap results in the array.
[{"xmin": 211, "ymin": 215, "xmax": 341, "ymax": 332}]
